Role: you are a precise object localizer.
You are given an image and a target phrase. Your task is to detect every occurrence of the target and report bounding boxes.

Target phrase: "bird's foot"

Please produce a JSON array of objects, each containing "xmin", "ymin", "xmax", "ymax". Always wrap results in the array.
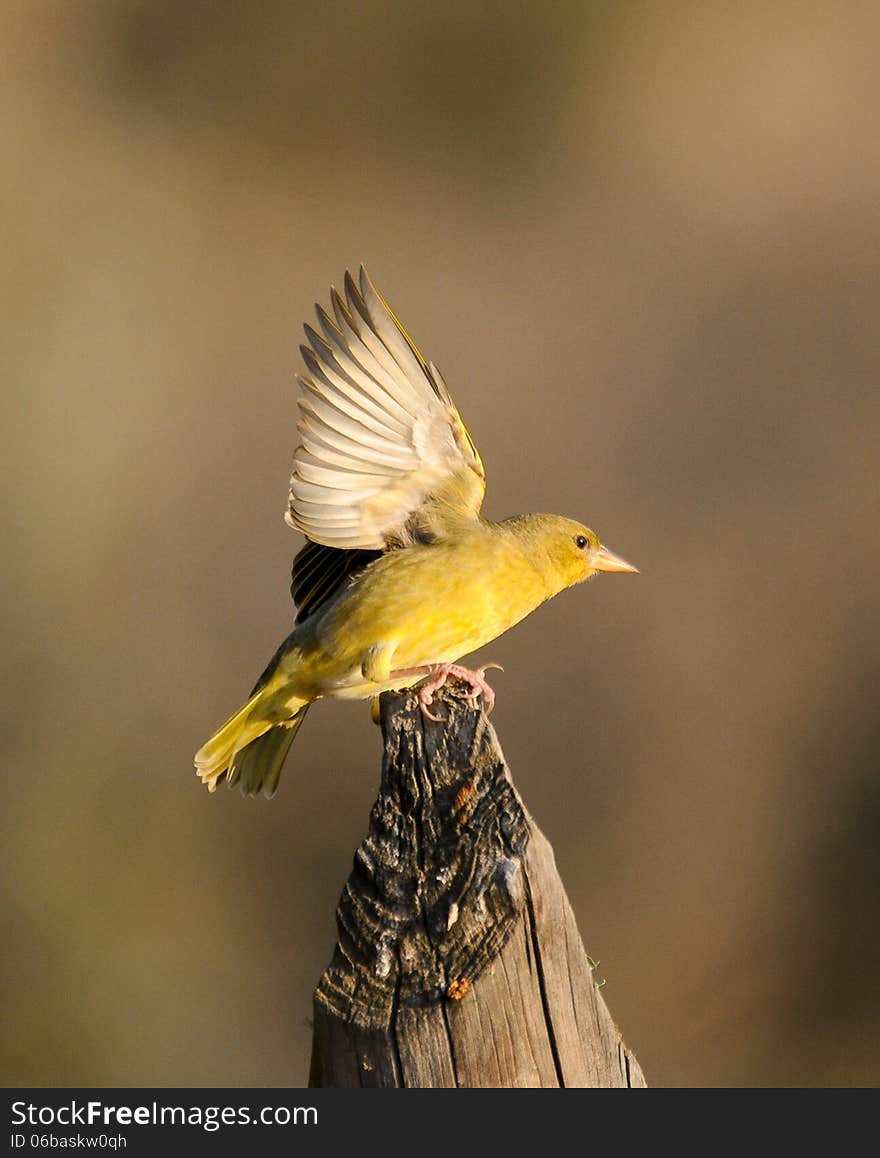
[{"xmin": 391, "ymin": 662, "xmax": 503, "ymax": 722}]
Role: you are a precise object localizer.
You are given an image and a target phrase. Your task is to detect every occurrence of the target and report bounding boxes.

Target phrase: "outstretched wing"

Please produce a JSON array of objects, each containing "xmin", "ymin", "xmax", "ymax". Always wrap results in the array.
[{"xmin": 285, "ymin": 266, "xmax": 486, "ymax": 550}]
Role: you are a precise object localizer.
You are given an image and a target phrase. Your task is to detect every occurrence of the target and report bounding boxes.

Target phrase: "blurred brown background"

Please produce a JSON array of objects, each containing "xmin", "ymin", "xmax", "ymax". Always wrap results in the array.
[{"xmin": 3, "ymin": 1, "xmax": 879, "ymax": 1088}]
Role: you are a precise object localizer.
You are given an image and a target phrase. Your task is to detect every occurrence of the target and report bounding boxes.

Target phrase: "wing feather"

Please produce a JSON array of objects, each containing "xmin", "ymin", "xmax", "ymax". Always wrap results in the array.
[
  {"xmin": 294, "ymin": 443, "xmax": 407, "ymax": 479},
  {"xmin": 328, "ymin": 290, "xmax": 415, "ymax": 409},
  {"xmin": 297, "ymin": 386, "xmax": 417, "ymax": 461},
  {"xmin": 290, "ymin": 478, "xmax": 376, "ymax": 506},
  {"xmin": 316, "ymin": 303, "xmax": 415, "ymax": 425},
  {"xmin": 357, "ymin": 268, "xmax": 436, "ymax": 396},
  {"xmin": 342, "ymin": 271, "xmax": 424, "ymax": 401},
  {"xmin": 286, "ymin": 266, "xmax": 485, "ymax": 549},
  {"xmin": 303, "ymin": 324, "xmax": 413, "ymax": 438},
  {"xmin": 293, "ymin": 454, "xmax": 401, "ymax": 492},
  {"xmin": 290, "ymin": 541, "xmax": 382, "ymax": 625},
  {"xmin": 296, "ymin": 414, "xmax": 415, "ymax": 470}
]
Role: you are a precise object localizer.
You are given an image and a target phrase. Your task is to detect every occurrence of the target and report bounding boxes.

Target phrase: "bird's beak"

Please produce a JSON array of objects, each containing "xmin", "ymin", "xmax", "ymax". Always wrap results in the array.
[{"xmin": 592, "ymin": 544, "xmax": 639, "ymax": 574}]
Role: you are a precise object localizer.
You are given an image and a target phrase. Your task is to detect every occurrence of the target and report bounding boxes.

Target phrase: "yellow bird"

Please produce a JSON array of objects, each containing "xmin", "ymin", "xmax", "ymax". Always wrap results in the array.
[{"xmin": 195, "ymin": 267, "xmax": 637, "ymax": 798}]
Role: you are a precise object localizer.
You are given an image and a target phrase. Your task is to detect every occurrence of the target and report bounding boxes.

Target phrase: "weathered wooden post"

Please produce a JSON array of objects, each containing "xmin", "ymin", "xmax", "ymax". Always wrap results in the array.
[{"xmin": 309, "ymin": 684, "xmax": 645, "ymax": 1088}]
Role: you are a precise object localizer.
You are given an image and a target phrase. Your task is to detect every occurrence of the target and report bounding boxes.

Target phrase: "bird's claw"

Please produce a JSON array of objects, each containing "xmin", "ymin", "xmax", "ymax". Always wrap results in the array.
[
  {"xmin": 414, "ymin": 667, "xmax": 453, "ymax": 722},
  {"xmin": 463, "ymin": 662, "xmax": 504, "ymax": 715},
  {"xmin": 396, "ymin": 662, "xmax": 503, "ymax": 722},
  {"xmin": 417, "ymin": 690, "xmax": 446, "ymax": 723}
]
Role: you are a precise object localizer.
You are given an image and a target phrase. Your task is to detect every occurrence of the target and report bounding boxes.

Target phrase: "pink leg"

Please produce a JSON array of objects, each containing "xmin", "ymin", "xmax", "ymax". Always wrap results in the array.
[{"xmin": 390, "ymin": 662, "xmax": 503, "ymax": 722}]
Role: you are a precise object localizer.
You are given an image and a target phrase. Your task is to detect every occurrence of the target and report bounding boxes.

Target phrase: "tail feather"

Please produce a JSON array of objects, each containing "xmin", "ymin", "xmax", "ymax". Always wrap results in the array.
[
  {"xmin": 194, "ymin": 693, "xmax": 309, "ymax": 797},
  {"xmin": 225, "ymin": 706, "xmax": 311, "ymax": 799}
]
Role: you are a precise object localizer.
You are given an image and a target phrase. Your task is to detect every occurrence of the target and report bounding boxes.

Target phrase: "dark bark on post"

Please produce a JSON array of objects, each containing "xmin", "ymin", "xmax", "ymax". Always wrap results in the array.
[{"xmin": 309, "ymin": 685, "xmax": 646, "ymax": 1088}]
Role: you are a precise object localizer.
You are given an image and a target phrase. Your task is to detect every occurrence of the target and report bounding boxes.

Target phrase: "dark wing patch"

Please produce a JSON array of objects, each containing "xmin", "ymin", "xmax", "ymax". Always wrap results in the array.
[{"xmin": 290, "ymin": 540, "xmax": 382, "ymax": 625}]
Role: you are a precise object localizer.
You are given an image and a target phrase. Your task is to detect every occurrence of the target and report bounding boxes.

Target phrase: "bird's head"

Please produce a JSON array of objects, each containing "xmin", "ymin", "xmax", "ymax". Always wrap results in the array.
[{"xmin": 516, "ymin": 515, "xmax": 638, "ymax": 594}]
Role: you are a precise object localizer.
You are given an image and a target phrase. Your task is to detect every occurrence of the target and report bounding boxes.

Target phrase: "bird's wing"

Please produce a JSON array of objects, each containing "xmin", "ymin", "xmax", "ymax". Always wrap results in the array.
[
  {"xmin": 289, "ymin": 540, "xmax": 381, "ymax": 625},
  {"xmin": 285, "ymin": 266, "xmax": 486, "ymax": 550}
]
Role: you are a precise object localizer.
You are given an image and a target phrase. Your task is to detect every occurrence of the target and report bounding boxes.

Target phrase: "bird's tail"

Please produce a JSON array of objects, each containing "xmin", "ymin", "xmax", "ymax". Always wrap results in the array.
[{"xmin": 195, "ymin": 693, "xmax": 311, "ymax": 799}]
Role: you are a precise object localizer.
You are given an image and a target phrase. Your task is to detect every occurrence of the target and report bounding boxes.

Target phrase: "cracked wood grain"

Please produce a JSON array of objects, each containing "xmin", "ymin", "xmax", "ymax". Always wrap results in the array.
[{"xmin": 309, "ymin": 684, "xmax": 646, "ymax": 1088}]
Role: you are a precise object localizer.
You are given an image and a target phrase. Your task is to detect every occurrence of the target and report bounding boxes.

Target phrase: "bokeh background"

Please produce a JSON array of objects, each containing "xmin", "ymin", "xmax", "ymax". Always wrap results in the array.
[{"xmin": 3, "ymin": 1, "xmax": 879, "ymax": 1088}]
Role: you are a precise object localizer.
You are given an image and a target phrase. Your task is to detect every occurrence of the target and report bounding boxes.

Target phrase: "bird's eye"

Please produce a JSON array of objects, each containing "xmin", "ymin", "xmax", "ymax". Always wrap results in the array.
[{"xmin": 575, "ymin": 535, "xmax": 588, "ymax": 550}]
